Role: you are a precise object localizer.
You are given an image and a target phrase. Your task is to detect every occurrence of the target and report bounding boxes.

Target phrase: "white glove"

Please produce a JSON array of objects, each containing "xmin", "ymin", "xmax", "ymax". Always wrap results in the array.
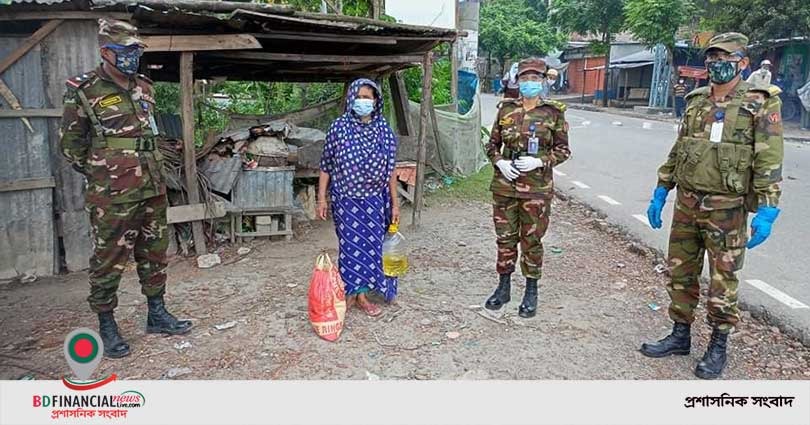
[
  {"xmin": 495, "ymin": 159, "xmax": 520, "ymax": 181},
  {"xmin": 514, "ymin": 156, "xmax": 544, "ymax": 172}
]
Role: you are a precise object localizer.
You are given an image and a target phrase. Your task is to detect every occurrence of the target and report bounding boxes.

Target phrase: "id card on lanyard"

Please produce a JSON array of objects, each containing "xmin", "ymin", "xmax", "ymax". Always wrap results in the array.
[
  {"xmin": 710, "ymin": 110, "xmax": 724, "ymax": 143},
  {"xmin": 528, "ymin": 123, "xmax": 539, "ymax": 155}
]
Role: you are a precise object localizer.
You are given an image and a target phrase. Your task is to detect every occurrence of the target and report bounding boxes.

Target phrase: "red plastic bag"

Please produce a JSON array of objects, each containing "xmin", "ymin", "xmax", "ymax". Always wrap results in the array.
[{"xmin": 308, "ymin": 253, "xmax": 346, "ymax": 342}]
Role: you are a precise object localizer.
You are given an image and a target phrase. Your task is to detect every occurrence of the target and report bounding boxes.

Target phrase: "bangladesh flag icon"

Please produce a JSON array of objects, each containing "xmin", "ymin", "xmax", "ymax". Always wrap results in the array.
[{"xmin": 63, "ymin": 328, "xmax": 103, "ymax": 380}]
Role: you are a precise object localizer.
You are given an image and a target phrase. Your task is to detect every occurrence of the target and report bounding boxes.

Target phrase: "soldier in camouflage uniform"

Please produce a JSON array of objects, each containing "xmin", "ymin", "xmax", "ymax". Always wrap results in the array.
[
  {"xmin": 640, "ymin": 33, "xmax": 784, "ymax": 379},
  {"xmin": 60, "ymin": 19, "xmax": 192, "ymax": 359},
  {"xmin": 483, "ymin": 58, "xmax": 571, "ymax": 318}
]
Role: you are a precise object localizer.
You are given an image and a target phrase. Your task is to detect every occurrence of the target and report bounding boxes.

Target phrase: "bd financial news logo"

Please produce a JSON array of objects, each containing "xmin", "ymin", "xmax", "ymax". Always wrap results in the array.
[{"xmin": 31, "ymin": 328, "xmax": 145, "ymax": 420}]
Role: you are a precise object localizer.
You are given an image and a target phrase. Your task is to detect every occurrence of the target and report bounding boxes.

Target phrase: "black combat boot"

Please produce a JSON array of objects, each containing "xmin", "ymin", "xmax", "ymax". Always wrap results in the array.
[
  {"xmin": 694, "ymin": 328, "xmax": 729, "ymax": 380},
  {"xmin": 146, "ymin": 295, "xmax": 192, "ymax": 335},
  {"xmin": 98, "ymin": 311, "xmax": 130, "ymax": 359},
  {"xmin": 485, "ymin": 274, "xmax": 511, "ymax": 310},
  {"xmin": 640, "ymin": 322, "xmax": 691, "ymax": 357},
  {"xmin": 518, "ymin": 278, "xmax": 538, "ymax": 318}
]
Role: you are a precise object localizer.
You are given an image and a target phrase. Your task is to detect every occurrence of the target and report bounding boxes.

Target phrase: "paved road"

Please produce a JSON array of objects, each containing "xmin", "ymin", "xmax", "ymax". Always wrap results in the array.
[{"xmin": 481, "ymin": 94, "xmax": 810, "ymax": 344}]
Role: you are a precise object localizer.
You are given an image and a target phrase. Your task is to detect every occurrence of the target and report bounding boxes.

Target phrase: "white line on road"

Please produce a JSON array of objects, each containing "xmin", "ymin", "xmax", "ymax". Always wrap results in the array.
[
  {"xmin": 597, "ymin": 195, "xmax": 622, "ymax": 205},
  {"xmin": 633, "ymin": 214, "xmax": 650, "ymax": 226},
  {"xmin": 553, "ymin": 169, "xmax": 567, "ymax": 177},
  {"xmin": 571, "ymin": 180, "xmax": 590, "ymax": 189},
  {"xmin": 746, "ymin": 280, "xmax": 810, "ymax": 309}
]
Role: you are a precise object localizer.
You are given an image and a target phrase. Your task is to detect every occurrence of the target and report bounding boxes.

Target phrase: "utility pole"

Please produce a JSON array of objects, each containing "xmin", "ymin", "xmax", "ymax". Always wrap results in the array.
[{"xmin": 371, "ymin": 0, "xmax": 384, "ymax": 20}]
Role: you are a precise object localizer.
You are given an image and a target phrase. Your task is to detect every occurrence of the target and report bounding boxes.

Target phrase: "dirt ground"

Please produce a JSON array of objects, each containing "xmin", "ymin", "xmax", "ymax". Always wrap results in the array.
[{"xmin": 1, "ymin": 194, "xmax": 809, "ymax": 381}]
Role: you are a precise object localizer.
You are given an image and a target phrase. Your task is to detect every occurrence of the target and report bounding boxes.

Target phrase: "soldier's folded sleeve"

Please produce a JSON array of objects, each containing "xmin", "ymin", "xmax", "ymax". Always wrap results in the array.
[
  {"xmin": 752, "ymin": 96, "xmax": 784, "ymax": 208},
  {"xmin": 546, "ymin": 110, "xmax": 571, "ymax": 166},
  {"xmin": 484, "ymin": 111, "xmax": 504, "ymax": 164},
  {"xmin": 59, "ymin": 88, "xmax": 91, "ymax": 175}
]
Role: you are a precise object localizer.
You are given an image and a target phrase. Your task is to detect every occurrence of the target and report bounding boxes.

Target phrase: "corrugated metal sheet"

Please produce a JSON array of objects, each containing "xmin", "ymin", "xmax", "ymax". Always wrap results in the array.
[
  {"xmin": 41, "ymin": 20, "xmax": 99, "ymax": 272},
  {"xmin": 4, "ymin": 0, "xmax": 71, "ymax": 4},
  {"xmin": 155, "ymin": 112, "xmax": 182, "ymax": 139},
  {"xmin": 233, "ymin": 167, "xmax": 294, "ymax": 210},
  {"xmin": 0, "ymin": 37, "xmax": 54, "ymax": 279}
]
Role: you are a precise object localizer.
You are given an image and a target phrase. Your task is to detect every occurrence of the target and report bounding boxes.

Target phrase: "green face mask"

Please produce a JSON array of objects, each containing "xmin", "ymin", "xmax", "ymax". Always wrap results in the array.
[{"xmin": 706, "ymin": 60, "xmax": 739, "ymax": 84}]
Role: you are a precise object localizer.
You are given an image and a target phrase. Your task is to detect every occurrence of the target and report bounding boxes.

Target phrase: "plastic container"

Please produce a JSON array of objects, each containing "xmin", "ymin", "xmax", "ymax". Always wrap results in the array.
[{"xmin": 382, "ymin": 222, "xmax": 408, "ymax": 277}]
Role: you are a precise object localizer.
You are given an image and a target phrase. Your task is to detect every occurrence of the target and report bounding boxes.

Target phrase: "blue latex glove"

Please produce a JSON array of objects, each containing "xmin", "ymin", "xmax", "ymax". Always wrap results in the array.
[
  {"xmin": 646, "ymin": 187, "xmax": 669, "ymax": 229},
  {"xmin": 747, "ymin": 206, "xmax": 780, "ymax": 249}
]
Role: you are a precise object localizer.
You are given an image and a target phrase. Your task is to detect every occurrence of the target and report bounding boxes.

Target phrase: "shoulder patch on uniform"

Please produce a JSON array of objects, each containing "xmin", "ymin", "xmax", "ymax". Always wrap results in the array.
[
  {"xmin": 746, "ymin": 84, "xmax": 781, "ymax": 98},
  {"xmin": 684, "ymin": 86, "xmax": 710, "ymax": 100},
  {"xmin": 497, "ymin": 99, "xmax": 520, "ymax": 110},
  {"xmin": 541, "ymin": 99, "xmax": 567, "ymax": 112},
  {"xmin": 65, "ymin": 72, "xmax": 95, "ymax": 89},
  {"xmin": 768, "ymin": 111, "xmax": 780, "ymax": 123}
]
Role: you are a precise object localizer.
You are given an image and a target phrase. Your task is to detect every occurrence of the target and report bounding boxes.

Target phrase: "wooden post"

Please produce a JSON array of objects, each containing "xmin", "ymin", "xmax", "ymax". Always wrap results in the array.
[
  {"xmin": 429, "ymin": 95, "xmax": 447, "ymax": 173},
  {"xmin": 180, "ymin": 52, "xmax": 207, "ymax": 255},
  {"xmin": 450, "ymin": 0, "xmax": 459, "ymax": 111},
  {"xmin": 623, "ymin": 70, "xmax": 629, "ymax": 107},
  {"xmin": 412, "ymin": 51, "xmax": 432, "ymax": 228},
  {"xmin": 388, "ymin": 72, "xmax": 414, "ymax": 137}
]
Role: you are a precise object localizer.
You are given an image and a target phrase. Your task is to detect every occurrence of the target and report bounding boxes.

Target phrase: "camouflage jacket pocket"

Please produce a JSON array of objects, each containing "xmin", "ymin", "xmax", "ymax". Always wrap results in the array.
[{"xmin": 86, "ymin": 148, "xmax": 154, "ymax": 204}]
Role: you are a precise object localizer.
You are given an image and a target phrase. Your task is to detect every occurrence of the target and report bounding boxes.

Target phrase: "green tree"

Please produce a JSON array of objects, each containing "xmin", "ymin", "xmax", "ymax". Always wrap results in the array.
[
  {"xmin": 625, "ymin": 0, "xmax": 695, "ymax": 110},
  {"xmin": 698, "ymin": 0, "xmax": 810, "ymax": 42},
  {"xmin": 549, "ymin": 0, "xmax": 626, "ymax": 106},
  {"xmin": 479, "ymin": 0, "xmax": 566, "ymax": 75},
  {"xmin": 625, "ymin": 0, "xmax": 695, "ymax": 52}
]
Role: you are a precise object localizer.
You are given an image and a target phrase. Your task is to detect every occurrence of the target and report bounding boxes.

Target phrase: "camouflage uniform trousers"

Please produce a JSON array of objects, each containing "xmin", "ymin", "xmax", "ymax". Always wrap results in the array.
[
  {"xmin": 493, "ymin": 194, "xmax": 551, "ymax": 279},
  {"xmin": 666, "ymin": 193, "xmax": 748, "ymax": 332},
  {"xmin": 86, "ymin": 194, "xmax": 169, "ymax": 313}
]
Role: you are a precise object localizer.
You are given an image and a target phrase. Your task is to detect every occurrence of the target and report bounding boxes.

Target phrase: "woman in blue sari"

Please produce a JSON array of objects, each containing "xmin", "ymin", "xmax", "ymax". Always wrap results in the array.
[{"xmin": 317, "ymin": 78, "xmax": 400, "ymax": 317}]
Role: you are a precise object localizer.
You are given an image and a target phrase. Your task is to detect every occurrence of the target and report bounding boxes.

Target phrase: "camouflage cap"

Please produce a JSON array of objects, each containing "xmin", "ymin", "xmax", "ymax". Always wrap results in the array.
[
  {"xmin": 98, "ymin": 19, "xmax": 146, "ymax": 47},
  {"xmin": 517, "ymin": 57, "xmax": 547, "ymax": 77},
  {"xmin": 702, "ymin": 32, "xmax": 748, "ymax": 56}
]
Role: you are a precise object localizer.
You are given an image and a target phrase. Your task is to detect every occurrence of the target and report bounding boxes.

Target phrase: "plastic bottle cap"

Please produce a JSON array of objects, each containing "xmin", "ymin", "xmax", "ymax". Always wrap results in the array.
[{"xmin": 388, "ymin": 222, "xmax": 399, "ymax": 233}]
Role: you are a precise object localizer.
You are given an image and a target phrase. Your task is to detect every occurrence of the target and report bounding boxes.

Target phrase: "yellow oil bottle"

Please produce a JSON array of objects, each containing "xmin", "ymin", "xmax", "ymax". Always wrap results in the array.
[{"xmin": 382, "ymin": 222, "xmax": 408, "ymax": 277}]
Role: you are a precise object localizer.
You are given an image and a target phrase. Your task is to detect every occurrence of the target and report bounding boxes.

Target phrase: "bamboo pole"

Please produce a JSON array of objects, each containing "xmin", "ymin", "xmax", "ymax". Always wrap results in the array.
[{"xmin": 412, "ymin": 51, "xmax": 433, "ymax": 228}]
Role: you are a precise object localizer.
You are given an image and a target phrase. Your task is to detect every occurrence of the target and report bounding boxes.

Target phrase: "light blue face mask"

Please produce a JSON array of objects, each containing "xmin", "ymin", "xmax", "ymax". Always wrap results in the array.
[
  {"xmin": 519, "ymin": 81, "xmax": 544, "ymax": 98},
  {"xmin": 352, "ymin": 98, "xmax": 375, "ymax": 117}
]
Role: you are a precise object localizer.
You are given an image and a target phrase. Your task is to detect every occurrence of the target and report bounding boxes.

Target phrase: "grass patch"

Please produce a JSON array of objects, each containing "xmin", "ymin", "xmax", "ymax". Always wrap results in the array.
[{"xmin": 430, "ymin": 165, "xmax": 494, "ymax": 202}]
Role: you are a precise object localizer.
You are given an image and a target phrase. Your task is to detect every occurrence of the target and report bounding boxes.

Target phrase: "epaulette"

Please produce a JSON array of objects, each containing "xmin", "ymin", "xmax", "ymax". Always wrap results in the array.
[
  {"xmin": 497, "ymin": 98, "xmax": 521, "ymax": 110},
  {"xmin": 684, "ymin": 86, "xmax": 710, "ymax": 100},
  {"xmin": 541, "ymin": 99, "xmax": 567, "ymax": 112},
  {"xmin": 747, "ymin": 84, "xmax": 782, "ymax": 98},
  {"xmin": 65, "ymin": 71, "xmax": 96, "ymax": 90},
  {"xmin": 137, "ymin": 73, "xmax": 154, "ymax": 85}
]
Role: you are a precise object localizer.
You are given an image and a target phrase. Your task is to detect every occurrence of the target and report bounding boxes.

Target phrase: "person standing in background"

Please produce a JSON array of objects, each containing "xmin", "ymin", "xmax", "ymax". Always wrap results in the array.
[
  {"xmin": 746, "ymin": 59, "xmax": 772, "ymax": 89},
  {"xmin": 673, "ymin": 78, "xmax": 688, "ymax": 118},
  {"xmin": 501, "ymin": 62, "xmax": 520, "ymax": 99},
  {"xmin": 798, "ymin": 76, "xmax": 810, "ymax": 130}
]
